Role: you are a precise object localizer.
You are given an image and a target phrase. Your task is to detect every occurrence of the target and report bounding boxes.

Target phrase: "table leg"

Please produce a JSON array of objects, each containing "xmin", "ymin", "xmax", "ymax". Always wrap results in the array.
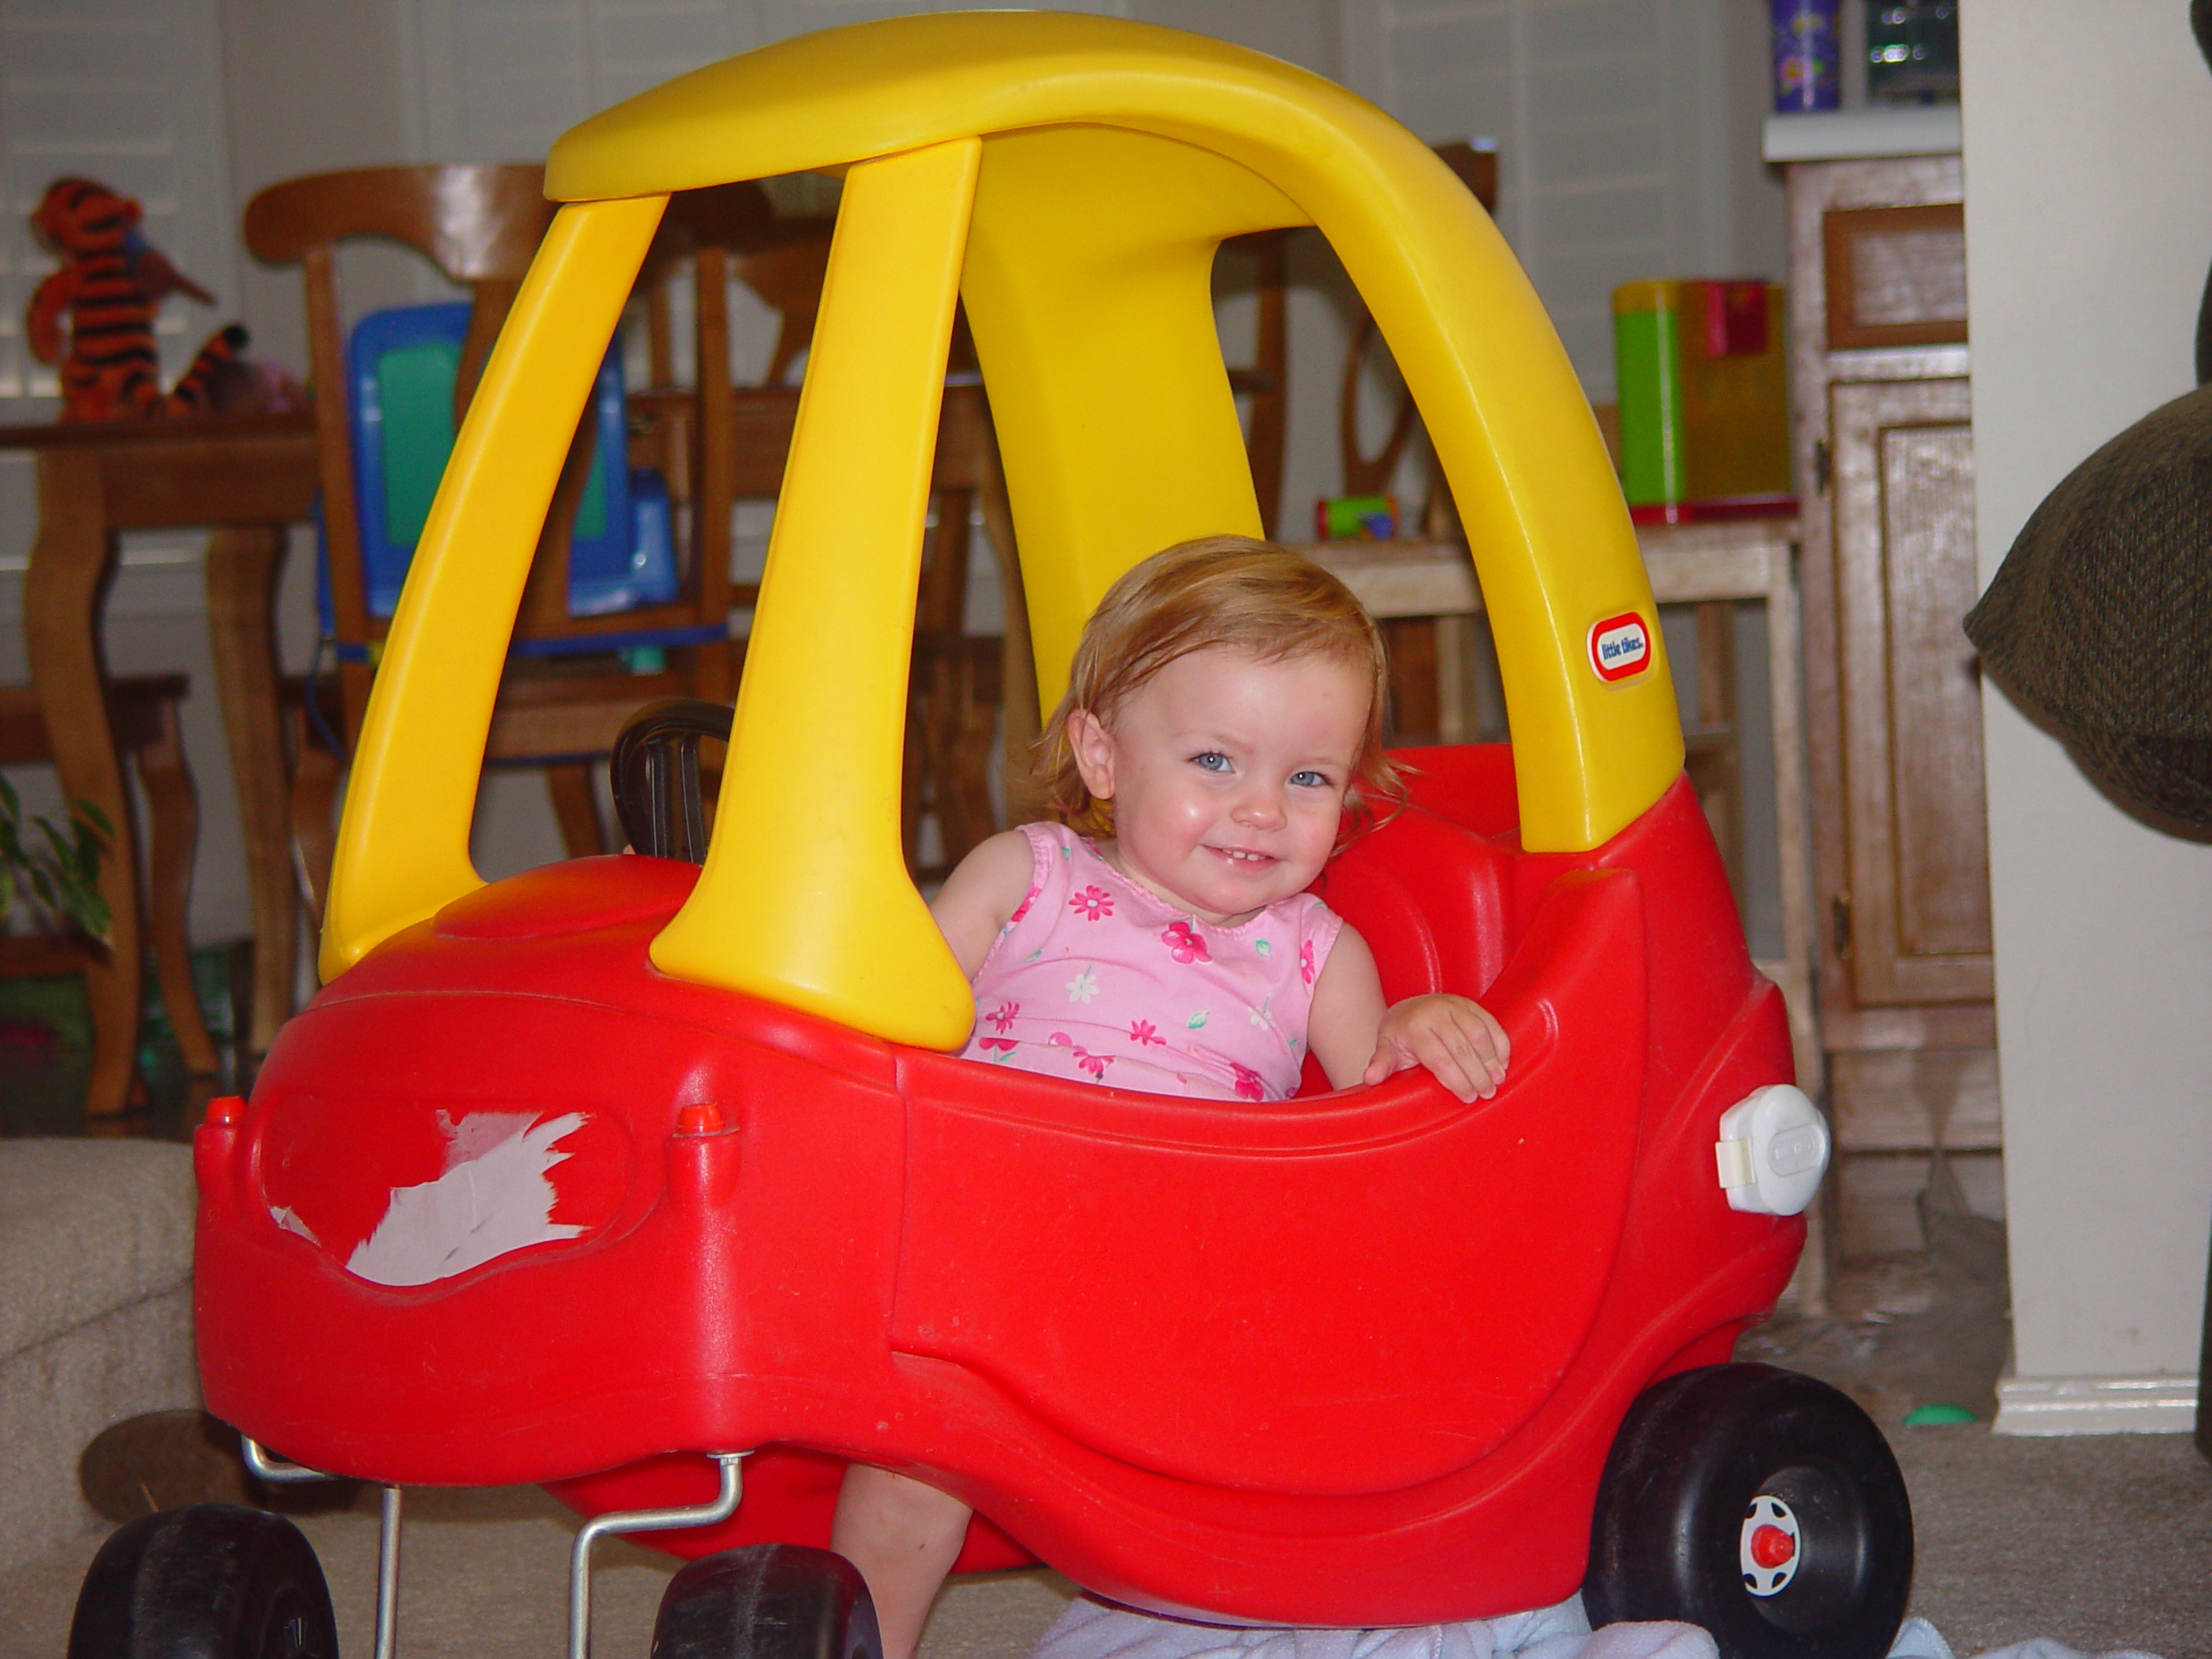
[
  {"xmin": 1693, "ymin": 600, "xmax": 1744, "ymax": 901},
  {"xmin": 26, "ymin": 453, "xmax": 141, "ymax": 1117},
  {"xmin": 205, "ymin": 525, "xmax": 296, "ymax": 1053},
  {"xmin": 137, "ymin": 692, "xmax": 219, "ymax": 1074},
  {"xmin": 1764, "ymin": 551, "xmax": 1822, "ymax": 1098}
]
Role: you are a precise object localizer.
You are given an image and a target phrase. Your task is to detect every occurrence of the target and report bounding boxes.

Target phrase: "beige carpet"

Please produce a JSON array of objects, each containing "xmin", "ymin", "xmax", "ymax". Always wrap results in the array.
[{"xmin": 5, "ymin": 1428, "xmax": 2208, "ymax": 1659}]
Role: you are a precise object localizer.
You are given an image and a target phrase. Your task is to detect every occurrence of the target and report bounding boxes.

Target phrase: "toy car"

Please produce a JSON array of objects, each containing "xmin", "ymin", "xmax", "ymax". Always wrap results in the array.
[{"xmin": 74, "ymin": 15, "xmax": 1910, "ymax": 1659}]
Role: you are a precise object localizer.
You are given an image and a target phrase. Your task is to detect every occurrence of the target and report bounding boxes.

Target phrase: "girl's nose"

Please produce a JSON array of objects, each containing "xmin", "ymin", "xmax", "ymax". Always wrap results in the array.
[{"xmin": 1233, "ymin": 785, "xmax": 1286, "ymax": 829}]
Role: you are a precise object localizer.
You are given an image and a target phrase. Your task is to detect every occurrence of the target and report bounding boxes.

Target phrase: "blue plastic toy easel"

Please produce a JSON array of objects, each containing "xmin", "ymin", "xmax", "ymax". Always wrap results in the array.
[{"xmin": 322, "ymin": 302, "xmax": 679, "ymax": 652}]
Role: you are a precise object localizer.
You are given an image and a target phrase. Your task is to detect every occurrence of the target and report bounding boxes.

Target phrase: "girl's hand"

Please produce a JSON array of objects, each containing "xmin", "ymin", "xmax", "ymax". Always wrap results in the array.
[{"xmin": 1363, "ymin": 994, "xmax": 1510, "ymax": 1102}]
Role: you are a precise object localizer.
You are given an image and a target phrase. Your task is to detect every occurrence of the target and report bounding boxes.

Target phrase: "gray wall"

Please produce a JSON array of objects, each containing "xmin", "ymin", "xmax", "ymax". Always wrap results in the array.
[{"xmin": 1962, "ymin": 0, "xmax": 2212, "ymax": 1389}]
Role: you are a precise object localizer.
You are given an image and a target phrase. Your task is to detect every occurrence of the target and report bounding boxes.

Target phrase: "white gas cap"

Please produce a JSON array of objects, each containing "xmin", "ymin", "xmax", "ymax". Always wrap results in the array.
[{"xmin": 1714, "ymin": 1084, "xmax": 1829, "ymax": 1216}]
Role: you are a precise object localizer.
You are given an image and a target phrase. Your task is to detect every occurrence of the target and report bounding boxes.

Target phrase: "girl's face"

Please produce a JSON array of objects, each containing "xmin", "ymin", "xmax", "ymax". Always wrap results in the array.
[{"xmin": 1068, "ymin": 645, "xmax": 1370, "ymax": 925}]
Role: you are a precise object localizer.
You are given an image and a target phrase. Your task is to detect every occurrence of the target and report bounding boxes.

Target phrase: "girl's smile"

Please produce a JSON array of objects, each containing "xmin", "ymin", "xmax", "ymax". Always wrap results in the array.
[{"xmin": 1067, "ymin": 646, "xmax": 1371, "ymax": 925}]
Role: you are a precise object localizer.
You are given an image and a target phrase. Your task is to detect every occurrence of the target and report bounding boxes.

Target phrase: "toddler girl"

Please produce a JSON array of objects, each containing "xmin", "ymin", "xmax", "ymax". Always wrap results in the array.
[{"xmin": 833, "ymin": 535, "xmax": 1510, "ymax": 1659}]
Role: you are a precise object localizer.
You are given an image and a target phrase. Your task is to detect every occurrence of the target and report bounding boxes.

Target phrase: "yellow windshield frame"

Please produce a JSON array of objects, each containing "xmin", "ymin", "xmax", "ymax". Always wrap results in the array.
[{"xmin": 321, "ymin": 13, "xmax": 1681, "ymax": 1052}]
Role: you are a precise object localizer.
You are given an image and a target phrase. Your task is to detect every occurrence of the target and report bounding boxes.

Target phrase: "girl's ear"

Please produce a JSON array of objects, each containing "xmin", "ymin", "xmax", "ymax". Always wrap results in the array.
[{"xmin": 1067, "ymin": 707, "xmax": 1116, "ymax": 804}]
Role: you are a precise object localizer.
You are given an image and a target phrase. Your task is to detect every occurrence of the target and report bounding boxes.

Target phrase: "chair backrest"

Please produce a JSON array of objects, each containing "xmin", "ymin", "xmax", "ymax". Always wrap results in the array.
[
  {"xmin": 639, "ymin": 181, "xmax": 830, "ymax": 388},
  {"xmin": 245, "ymin": 165, "xmax": 559, "ymax": 734},
  {"xmin": 628, "ymin": 183, "xmax": 839, "ymax": 636},
  {"xmin": 245, "ymin": 163, "xmax": 721, "ymax": 731},
  {"xmin": 641, "ymin": 183, "xmax": 1030, "ymax": 879}
]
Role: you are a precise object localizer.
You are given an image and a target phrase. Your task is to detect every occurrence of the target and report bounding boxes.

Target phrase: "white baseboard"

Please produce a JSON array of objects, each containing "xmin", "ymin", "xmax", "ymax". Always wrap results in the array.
[{"xmin": 1993, "ymin": 1373, "xmax": 2200, "ymax": 1435}]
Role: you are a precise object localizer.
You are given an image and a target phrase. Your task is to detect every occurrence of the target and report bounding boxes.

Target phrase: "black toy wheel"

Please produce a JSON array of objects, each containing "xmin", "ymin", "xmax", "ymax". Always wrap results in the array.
[
  {"xmin": 652, "ymin": 1543, "xmax": 883, "ymax": 1659},
  {"xmin": 68, "ymin": 1503, "xmax": 338, "ymax": 1659},
  {"xmin": 1584, "ymin": 1363, "xmax": 1912, "ymax": 1659}
]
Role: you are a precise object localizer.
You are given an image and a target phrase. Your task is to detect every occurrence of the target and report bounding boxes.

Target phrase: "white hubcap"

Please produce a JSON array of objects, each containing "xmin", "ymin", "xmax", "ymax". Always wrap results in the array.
[{"xmin": 1739, "ymin": 1492, "xmax": 1802, "ymax": 1596}]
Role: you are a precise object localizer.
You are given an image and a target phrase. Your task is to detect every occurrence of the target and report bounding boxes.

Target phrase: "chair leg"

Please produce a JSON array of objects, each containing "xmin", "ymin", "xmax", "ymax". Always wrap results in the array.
[
  {"xmin": 135, "ymin": 699, "xmax": 219, "ymax": 1076},
  {"xmin": 287, "ymin": 702, "xmax": 340, "ymax": 931},
  {"xmin": 547, "ymin": 763, "xmax": 607, "ymax": 858}
]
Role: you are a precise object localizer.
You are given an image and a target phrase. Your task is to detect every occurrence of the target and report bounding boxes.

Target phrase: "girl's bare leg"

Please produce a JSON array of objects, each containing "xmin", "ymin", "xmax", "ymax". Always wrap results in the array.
[{"xmin": 831, "ymin": 1464, "xmax": 974, "ymax": 1659}]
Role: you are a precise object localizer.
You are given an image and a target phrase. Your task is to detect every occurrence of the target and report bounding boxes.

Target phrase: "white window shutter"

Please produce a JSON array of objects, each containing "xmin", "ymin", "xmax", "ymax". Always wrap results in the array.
[{"xmin": 0, "ymin": 0, "xmax": 235, "ymax": 405}]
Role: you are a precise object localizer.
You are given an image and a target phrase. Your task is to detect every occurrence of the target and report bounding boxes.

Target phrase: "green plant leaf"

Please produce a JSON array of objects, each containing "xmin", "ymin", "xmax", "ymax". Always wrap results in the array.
[
  {"xmin": 0, "ymin": 790, "xmax": 111, "ymax": 945},
  {"xmin": 34, "ymin": 817, "xmax": 72, "ymax": 867}
]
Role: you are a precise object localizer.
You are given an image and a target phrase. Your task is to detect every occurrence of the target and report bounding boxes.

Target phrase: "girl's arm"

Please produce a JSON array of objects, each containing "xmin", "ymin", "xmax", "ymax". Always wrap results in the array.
[
  {"xmin": 1307, "ymin": 924, "xmax": 1510, "ymax": 1102},
  {"xmin": 928, "ymin": 828, "xmax": 1038, "ymax": 979}
]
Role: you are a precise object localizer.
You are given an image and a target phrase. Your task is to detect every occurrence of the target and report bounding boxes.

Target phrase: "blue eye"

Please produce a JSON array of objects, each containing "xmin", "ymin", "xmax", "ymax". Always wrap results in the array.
[
  {"xmin": 1290, "ymin": 770, "xmax": 1332, "ymax": 790},
  {"xmin": 1192, "ymin": 752, "xmax": 1230, "ymax": 772}
]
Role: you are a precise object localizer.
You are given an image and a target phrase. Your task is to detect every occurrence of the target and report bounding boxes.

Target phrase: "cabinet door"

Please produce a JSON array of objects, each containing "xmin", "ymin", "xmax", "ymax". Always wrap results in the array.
[{"xmin": 1829, "ymin": 376, "xmax": 1993, "ymax": 1005}]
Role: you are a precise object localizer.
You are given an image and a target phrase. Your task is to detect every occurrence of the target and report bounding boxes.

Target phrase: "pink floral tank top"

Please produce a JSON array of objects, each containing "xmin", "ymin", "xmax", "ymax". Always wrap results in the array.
[{"xmin": 956, "ymin": 822, "xmax": 1344, "ymax": 1102}]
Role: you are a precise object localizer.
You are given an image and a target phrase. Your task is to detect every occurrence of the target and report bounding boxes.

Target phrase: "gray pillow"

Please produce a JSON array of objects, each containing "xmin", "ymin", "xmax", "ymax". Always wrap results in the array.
[{"xmin": 1963, "ymin": 383, "xmax": 2212, "ymax": 827}]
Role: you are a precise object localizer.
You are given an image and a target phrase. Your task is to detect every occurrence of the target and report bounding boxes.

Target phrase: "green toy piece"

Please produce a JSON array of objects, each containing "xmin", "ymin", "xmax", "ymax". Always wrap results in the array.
[{"xmin": 1904, "ymin": 1402, "xmax": 1978, "ymax": 1426}]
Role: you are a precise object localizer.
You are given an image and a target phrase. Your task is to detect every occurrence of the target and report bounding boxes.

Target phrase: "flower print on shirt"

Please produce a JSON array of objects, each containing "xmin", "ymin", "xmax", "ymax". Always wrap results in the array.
[
  {"xmin": 957, "ymin": 822, "xmax": 1336, "ymax": 1102},
  {"xmin": 1070, "ymin": 885, "xmax": 1114, "ymax": 921},
  {"xmin": 1162, "ymin": 920, "xmax": 1211, "ymax": 963},
  {"xmin": 974, "ymin": 1000, "xmax": 1021, "ymax": 1054},
  {"xmin": 1008, "ymin": 886, "xmax": 1039, "ymax": 927},
  {"xmin": 1048, "ymin": 1031, "xmax": 1113, "ymax": 1078}
]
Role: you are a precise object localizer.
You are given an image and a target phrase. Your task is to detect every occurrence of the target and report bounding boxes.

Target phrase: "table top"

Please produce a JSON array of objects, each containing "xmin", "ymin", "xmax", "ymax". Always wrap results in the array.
[
  {"xmin": 1298, "ymin": 516, "xmax": 1801, "ymax": 619},
  {"xmin": 0, "ymin": 409, "xmax": 315, "ymax": 453}
]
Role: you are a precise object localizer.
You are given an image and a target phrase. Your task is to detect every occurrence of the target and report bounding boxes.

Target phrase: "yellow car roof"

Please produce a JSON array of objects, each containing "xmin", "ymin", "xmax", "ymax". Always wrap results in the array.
[{"xmin": 324, "ymin": 13, "xmax": 1678, "ymax": 1050}]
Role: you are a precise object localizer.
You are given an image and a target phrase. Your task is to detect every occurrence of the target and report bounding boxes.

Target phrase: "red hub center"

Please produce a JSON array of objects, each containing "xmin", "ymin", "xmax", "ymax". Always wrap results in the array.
[{"xmin": 1749, "ymin": 1523, "xmax": 1796, "ymax": 1568}]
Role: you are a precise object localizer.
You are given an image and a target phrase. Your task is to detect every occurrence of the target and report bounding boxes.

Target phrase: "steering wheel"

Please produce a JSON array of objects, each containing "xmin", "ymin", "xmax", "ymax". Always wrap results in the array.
[{"xmin": 613, "ymin": 698, "xmax": 734, "ymax": 863}]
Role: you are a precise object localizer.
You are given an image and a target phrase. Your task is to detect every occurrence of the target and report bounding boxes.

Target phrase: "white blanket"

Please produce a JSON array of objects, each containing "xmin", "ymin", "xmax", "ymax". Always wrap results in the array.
[{"xmin": 1029, "ymin": 1592, "xmax": 2164, "ymax": 1659}]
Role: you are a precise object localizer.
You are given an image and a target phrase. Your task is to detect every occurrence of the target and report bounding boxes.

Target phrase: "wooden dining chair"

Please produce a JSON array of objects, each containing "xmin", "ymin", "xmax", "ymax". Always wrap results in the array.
[
  {"xmin": 635, "ymin": 187, "xmax": 1033, "ymax": 881},
  {"xmin": 631, "ymin": 181, "xmax": 832, "ymax": 631},
  {"xmin": 245, "ymin": 164, "xmax": 744, "ymax": 912},
  {"xmin": 0, "ymin": 675, "xmax": 216, "ymax": 1078}
]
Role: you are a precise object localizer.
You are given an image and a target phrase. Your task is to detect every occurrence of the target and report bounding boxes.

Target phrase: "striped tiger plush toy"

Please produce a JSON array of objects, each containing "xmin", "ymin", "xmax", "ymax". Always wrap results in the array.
[{"xmin": 24, "ymin": 176, "xmax": 248, "ymax": 423}]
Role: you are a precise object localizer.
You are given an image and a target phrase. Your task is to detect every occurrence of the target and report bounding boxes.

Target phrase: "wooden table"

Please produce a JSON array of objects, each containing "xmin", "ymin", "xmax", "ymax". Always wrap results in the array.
[
  {"xmin": 1302, "ymin": 518, "xmax": 1818, "ymax": 1093},
  {"xmin": 0, "ymin": 411, "xmax": 317, "ymax": 1115}
]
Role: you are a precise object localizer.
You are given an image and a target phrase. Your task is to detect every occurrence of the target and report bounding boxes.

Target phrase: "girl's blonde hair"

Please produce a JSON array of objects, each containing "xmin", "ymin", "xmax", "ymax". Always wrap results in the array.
[{"xmin": 1033, "ymin": 535, "xmax": 1404, "ymax": 837}]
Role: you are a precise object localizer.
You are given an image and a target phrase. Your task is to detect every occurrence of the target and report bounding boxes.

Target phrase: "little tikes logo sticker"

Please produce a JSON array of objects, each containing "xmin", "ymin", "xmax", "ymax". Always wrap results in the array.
[{"xmin": 1588, "ymin": 612, "xmax": 1651, "ymax": 683}]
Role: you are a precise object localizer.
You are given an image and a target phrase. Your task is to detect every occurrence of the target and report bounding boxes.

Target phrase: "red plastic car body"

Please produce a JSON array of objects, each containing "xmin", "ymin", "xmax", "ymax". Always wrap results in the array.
[{"xmin": 196, "ymin": 744, "xmax": 1798, "ymax": 1628}]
